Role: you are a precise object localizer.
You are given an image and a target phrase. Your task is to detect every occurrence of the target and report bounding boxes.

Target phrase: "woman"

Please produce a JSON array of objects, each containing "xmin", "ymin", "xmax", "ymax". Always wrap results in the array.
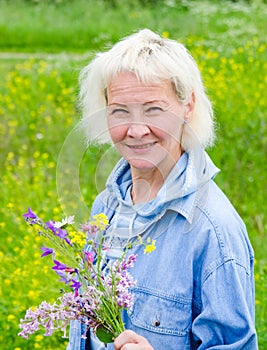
[{"xmin": 68, "ymin": 29, "xmax": 257, "ymax": 349}]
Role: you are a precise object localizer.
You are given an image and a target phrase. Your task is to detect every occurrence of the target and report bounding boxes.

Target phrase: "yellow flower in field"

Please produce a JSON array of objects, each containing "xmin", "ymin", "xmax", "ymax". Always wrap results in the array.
[
  {"xmin": 42, "ymin": 152, "xmax": 49, "ymax": 159},
  {"xmin": 48, "ymin": 161, "xmax": 55, "ymax": 168},
  {"xmin": 7, "ymin": 314, "xmax": 16, "ymax": 322},
  {"xmin": 144, "ymin": 237, "xmax": 156, "ymax": 255},
  {"xmin": 8, "ymin": 120, "xmax": 18, "ymax": 128},
  {"xmin": 35, "ymin": 236, "xmax": 42, "ymax": 243},
  {"xmin": 18, "ymin": 158, "xmax": 24, "ymax": 168},
  {"xmin": 14, "ymin": 347, "xmax": 22, "ymax": 350},
  {"xmin": 162, "ymin": 31, "xmax": 170, "ymax": 38},
  {"xmin": 258, "ymin": 44, "xmax": 266, "ymax": 53},
  {"xmin": 53, "ymin": 207, "xmax": 60, "ymax": 214},
  {"xmin": 7, "ymin": 202, "xmax": 14, "ymax": 209},
  {"xmin": 28, "ymin": 290, "xmax": 40, "ymax": 298},
  {"xmin": 50, "ymin": 69, "xmax": 58, "ymax": 78},
  {"xmin": 10, "ymin": 87, "xmax": 17, "ymax": 95},
  {"xmin": 208, "ymin": 67, "xmax": 216, "ymax": 75},
  {"xmin": 62, "ymin": 88, "xmax": 72, "ymax": 95},
  {"xmin": 14, "ymin": 76, "xmax": 22, "ymax": 85},
  {"xmin": 33, "ymin": 151, "xmax": 40, "ymax": 158},
  {"xmin": 7, "ymin": 103, "xmax": 15, "ymax": 111},
  {"xmin": 34, "ymin": 252, "xmax": 40, "ymax": 259},
  {"xmin": 35, "ymin": 334, "xmax": 43, "ymax": 342},
  {"xmin": 66, "ymin": 117, "xmax": 72, "ymax": 125},
  {"xmin": 90, "ymin": 213, "xmax": 109, "ymax": 230},
  {"xmin": 14, "ymin": 268, "xmax": 21, "ymax": 276},
  {"xmin": 46, "ymin": 93, "xmax": 54, "ymax": 101},
  {"xmin": 34, "ymin": 259, "xmax": 41, "ymax": 266}
]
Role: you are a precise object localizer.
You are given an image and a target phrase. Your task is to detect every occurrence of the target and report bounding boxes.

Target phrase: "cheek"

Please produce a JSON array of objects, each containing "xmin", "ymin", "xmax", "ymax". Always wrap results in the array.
[
  {"xmin": 108, "ymin": 122, "xmax": 128, "ymax": 144},
  {"xmin": 152, "ymin": 123, "xmax": 182, "ymax": 144}
]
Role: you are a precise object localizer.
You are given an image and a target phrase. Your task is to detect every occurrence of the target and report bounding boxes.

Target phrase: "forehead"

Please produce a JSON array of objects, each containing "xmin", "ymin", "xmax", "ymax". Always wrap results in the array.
[{"xmin": 107, "ymin": 71, "xmax": 176, "ymax": 105}]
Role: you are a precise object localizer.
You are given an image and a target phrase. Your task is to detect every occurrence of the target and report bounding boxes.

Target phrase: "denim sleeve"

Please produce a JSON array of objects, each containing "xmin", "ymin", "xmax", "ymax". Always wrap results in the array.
[
  {"xmin": 67, "ymin": 320, "xmax": 82, "ymax": 350},
  {"xmin": 192, "ymin": 259, "xmax": 258, "ymax": 349}
]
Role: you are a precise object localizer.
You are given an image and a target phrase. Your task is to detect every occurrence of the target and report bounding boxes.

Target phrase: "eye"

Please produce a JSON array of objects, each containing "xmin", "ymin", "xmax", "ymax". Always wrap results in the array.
[
  {"xmin": 114, "ymin": 108, "xmax": 128, "ymax": 114},
  {"xmin": 146, "ymin": 106, "xmax": 164, "ymax": 114},
  {"xmin": 108, "ymin": 107, "xmax": 129, "ymax": 116}
]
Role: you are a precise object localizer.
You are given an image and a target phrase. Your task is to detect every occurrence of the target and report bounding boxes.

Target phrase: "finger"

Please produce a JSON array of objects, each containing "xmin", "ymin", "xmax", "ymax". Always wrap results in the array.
[
  {"xmin": 114, "ymin": 330, "xmax": 153, "ymax": 350},
  {"xmin": 114, "ymin": 330, "xmax": 139, "ymax": 349}
]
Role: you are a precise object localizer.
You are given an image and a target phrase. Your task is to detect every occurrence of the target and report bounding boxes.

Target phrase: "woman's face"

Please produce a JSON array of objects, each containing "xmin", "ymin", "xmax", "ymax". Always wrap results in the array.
[{"xmin": 107, "ymin": 72, "xmax": 192, "ymax": 172}]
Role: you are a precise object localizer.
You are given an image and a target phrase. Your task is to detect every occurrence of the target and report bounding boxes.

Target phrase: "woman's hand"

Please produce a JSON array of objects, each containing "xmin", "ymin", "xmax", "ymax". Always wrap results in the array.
[{"xmin": 114, "ymin": 330, "xmax": 154, "ymax": 350}]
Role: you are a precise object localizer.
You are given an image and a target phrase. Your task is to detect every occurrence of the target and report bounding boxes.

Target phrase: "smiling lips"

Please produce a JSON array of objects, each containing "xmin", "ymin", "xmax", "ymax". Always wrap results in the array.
[{"xmin": 126, "ymin": 141, "xmax": 157, "ymax": 149}]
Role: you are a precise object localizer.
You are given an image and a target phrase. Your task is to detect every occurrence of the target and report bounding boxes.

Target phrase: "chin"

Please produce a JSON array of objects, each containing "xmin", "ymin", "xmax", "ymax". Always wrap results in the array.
[
  {"xmin": 128, "ymin": 159, "xmax": 159, "ymax": 171},
  {"xmin": 127, "ymin": 156, "xmax": 167, "ymax": 172}
]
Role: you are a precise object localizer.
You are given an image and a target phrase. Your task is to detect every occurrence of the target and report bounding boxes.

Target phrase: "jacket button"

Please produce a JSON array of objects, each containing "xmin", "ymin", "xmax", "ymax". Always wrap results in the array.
[{"xmin": 154, "ymin": 320, "xmax": 160, "ymax": 327}]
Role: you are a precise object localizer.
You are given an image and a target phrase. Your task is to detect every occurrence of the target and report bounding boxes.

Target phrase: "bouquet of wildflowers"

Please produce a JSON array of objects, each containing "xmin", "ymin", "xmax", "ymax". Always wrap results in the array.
[{"xmin": 18, "ymin": 208, "xmax": 156, "ymax": 344}]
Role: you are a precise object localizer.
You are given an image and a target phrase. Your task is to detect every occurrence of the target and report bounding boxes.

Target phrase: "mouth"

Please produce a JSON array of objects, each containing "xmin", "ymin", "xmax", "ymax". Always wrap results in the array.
[{"xmin": 127, "ymin": 142, "xmax": 157, "ymax": 149}]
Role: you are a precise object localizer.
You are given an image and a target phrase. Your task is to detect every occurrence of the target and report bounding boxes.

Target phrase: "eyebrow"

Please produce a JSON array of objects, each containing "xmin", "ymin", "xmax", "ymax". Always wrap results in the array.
[
  {"xmin": 143, "ymin": 100, "xmax": 167, "ymax": 105},
  {"xmin": 108, "ymin": 100, "xmax": 167, "ymax": 107},
  {"xmin": 107, "ymin": 103, "xmax": 128, "ymax": 107}
]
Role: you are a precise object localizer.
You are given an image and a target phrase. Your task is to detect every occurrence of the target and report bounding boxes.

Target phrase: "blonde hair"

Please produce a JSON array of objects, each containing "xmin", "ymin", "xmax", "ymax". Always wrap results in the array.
[{"xmin": 79, "ymin": 29, "xmax": 215, "ymax": 150}]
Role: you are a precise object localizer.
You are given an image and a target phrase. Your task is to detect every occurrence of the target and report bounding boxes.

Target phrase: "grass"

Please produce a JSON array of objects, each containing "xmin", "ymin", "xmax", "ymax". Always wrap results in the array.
[
  {"xmin": 0, "ymin": 0, "xmax": 267, "ymax": 53},
  {"xmin": 0, "ymin": 0, "xmax": 267, "ymax": 349}
]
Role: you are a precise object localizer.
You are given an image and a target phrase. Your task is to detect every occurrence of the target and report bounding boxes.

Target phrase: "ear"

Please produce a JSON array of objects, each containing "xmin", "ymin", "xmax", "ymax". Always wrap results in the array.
[{"xmin": 184, "ymin": 91, "xmax": 195, "ymax": 122}]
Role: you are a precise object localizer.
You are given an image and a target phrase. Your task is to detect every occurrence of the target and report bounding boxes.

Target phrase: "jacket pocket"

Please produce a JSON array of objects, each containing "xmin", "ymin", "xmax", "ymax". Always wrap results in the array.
[{"xmin": 129, "ymin": 288, "xmax": 192, "ymax": 337}]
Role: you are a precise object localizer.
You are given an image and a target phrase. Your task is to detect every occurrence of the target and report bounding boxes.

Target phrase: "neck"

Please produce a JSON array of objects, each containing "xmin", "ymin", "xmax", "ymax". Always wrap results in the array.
[
  {"xmin": 130, "ymin": 152, "xmax": 182, "ymax": 204},
  {"xmin": 130, "ymin": 169, "xmax": 164, "ymax": 204}
]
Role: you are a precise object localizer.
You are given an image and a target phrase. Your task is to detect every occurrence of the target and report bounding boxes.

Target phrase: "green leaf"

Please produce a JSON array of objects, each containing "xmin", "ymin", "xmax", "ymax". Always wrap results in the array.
[{"xmin": 96, "ymin": 327, "xmax": 114, "ymax": 343}]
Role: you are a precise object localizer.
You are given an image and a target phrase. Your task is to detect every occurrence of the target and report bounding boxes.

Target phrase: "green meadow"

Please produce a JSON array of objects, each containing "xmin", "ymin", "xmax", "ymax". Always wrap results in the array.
[{"xmin": 0, "ymin": 0, "xmax": 266, "ymax": 348}]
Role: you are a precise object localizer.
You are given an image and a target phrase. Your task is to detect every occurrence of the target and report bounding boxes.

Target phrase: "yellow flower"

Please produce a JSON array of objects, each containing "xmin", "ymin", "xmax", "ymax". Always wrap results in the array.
[
  {"xmin": 7, "ymin": 314, "xmax": 16, "ymax": 322},
  {"xmin": 162, "ymin": 31, "xmax": 170, "ymax": 38},
  {"xmin": 144, "ymin": 237, "xmax": 156, "ymax": 254},
  {"xmin": 35, "ymin": 335, "xmax": 44, "ymax": 342},
  {"xmin": 90, "ymin": 213, "xmax": 109, "ymax": 230},
  {"xmin": 7, "ymin": 202, "xmax": 14, "ymax": 209},
  {"xmin": 69, "ymin": 230, "xmax": 87, "ymax": 247}
]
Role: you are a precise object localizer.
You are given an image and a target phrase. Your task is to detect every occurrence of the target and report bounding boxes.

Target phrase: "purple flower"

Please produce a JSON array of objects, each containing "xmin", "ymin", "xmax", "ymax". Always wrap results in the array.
[
  {"xmin": 64, "ymin": 237, "xmax": 72, "ymax": 245},
  {"xmin": 23, "ymin": 208, "xmax": 38, "ymax": 222},
  {"xmin": 52, "ymin": 260, "xmax": 67, "ymax": 271},
  {"xmin": 56, "ymin": 228, "xmax": 68, "ymax": 239},
  {"xmin": 45, "ymin": 220, "xmax": 57, "ymax": 233},
  {"xmin": 70, "ymin": 280, "xmax": 81, "ymax": 292},
  {"xmin": 54, "ymin": 270, "xmax": 70, "ymax": 284},
  {"xmin": 81, "ymin": 222, "xmax": 98, "ymax": 236},
  {"xmin": 84, "ymin": 251, "xmax": 95, "ymax": 263},
  {"xmin": 40, "ymin": 246, "xmax": 54, "ymax": 257},
  {"xmin": 121, "ymin": 254, "xmax": 137, "ymax": 270},
  {"xmin": 56, "ymin": 228, "xmax": 72, "ymax": 245}
]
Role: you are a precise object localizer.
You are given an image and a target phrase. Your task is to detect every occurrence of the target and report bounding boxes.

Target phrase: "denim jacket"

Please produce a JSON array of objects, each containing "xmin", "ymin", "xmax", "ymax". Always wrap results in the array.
[{"xmin": 67, "ymin": 149, "xmax": 257, "ymax": 350}]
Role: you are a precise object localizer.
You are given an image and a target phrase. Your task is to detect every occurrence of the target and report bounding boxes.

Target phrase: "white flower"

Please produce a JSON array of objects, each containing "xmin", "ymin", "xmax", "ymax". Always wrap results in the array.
[{"xmin": 54, "ymin": 216, "xmax": 75, "ymax": 228}]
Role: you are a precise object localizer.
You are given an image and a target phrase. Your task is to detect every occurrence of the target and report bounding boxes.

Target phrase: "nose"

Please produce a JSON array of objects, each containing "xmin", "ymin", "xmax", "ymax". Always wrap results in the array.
[{"xmin": 127, "ymin": 122, "xmax": 150, "ymax": 138}]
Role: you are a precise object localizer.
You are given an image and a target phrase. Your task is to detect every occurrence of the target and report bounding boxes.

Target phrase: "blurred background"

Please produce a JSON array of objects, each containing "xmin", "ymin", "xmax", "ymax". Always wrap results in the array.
[{"xmin": 0, "ymin": 0, "xmax": 266, "ymax": 348}]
